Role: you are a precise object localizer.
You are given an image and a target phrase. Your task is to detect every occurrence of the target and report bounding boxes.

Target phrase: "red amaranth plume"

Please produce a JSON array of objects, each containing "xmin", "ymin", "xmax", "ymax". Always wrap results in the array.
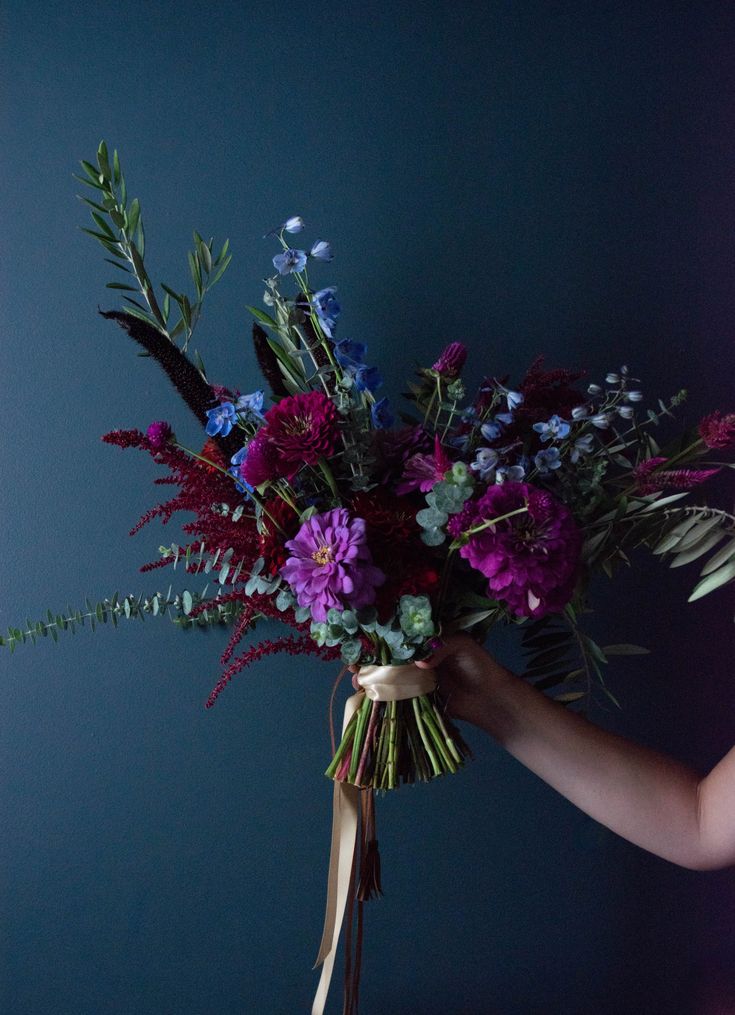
[
  {"xmin": 102, "ymin": 429, "xmax": 260, "ymax": 571},
  {"xmin": 205, "ymin": 634, "xmax": 340, "ymax": 708}
]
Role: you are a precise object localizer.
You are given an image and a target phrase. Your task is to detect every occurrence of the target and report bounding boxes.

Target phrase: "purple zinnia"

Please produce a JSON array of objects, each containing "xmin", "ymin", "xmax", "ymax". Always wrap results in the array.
[
  {"xmin": 432, "ymin": 341, "xmax": 468, "ymax": 378},
  {"xmin": 281, "ymin": 508, "xmax": 385, "ymax": 621},
  {"xmin": 453, "ymin": 482, "xmax": 581, "ymax": 619}
]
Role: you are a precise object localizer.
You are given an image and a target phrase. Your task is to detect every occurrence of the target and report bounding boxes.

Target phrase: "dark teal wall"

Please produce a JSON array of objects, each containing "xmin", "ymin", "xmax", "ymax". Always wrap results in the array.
[{"xmin": 2, "ymin": 2, "xmax": 734, "ymax": 1013}]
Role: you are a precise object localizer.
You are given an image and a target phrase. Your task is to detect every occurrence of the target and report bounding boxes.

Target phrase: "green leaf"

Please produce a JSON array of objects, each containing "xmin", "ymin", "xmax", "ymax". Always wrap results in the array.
[
  {"xmin": 215, "ymin": 238, "xmax": 230, "ymax": 265},
  {"xmin": 113, "ymin": 149, "xmax": 121, "ymax": 185},
  {"xmin": 601, "ymin": 644, "xmax": 650, "ymax": 655},
  {"xmin": 208, "ymin": 253, "xmax": 232, "ymax": 287},
  {"xmin": 688, "ymin": 559, "xmax": 735, "ymax": 602},
  {"xmin": 80, "ymin": 159, "xmax": 101, "ymax": 181},
  {"xmin": 200, "ymin": 242, "xmax": 212, "ymax": 274},
  {"xmin": 127, "ymin": 198, "xmax": 141, "ymax": 238},
  {"xmin": 188, "ymin": 250, "xmax": 202, "ymax": 292},
  {"xmin": 97, "ymin": 140, "xmax": 111, "ymax": 180},
  {"xmin": 639, "ymin": 492, "xmax": 691, "ymax": 513},
  {"xmin": 106, "ymin": 282, "xmax": 138, "ymax": 291},
  {"xmin": 669, "ymin": 530, "xmax": 724, "ymax": 568},
  {"xmin": 676, "ymin": 514, "xmax": 724, "ymax": 552},
  {"xmin": 91, "ymin": 211, "xmax": 115, "ymax": 237},
  {"xmin": 699, "ymin": 538, "xmax": 735, "ymax": 577}
]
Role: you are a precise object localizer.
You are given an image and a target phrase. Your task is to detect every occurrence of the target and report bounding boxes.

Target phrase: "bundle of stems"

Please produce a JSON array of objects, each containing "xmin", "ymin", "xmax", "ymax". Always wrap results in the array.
[{"xmin": 325, "ymin": 693, "xmax": 471, "ymax": 790}]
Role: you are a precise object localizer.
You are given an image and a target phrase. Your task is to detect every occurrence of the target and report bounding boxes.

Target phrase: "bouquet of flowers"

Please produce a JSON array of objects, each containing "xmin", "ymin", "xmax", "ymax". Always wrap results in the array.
[{"xmin": 6, "ymin": 142, "xmax": 735, "ymax": 1013}]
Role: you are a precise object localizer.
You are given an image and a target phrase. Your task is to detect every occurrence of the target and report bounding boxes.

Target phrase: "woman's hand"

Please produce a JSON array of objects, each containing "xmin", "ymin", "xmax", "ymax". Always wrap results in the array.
[{"xmin": 415, "ymin": 634, "xmax": 515, "ymax": 726}]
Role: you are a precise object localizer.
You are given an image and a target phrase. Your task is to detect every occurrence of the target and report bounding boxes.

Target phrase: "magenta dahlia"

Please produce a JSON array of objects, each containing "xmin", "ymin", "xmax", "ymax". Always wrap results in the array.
[
  {"xmin": 453, "ymin": 482, "xmax": 581, "ymax": 618},
  {"xmin": 280, "ymin": 508, "xmax": 385, "ymax": 621},
  {"xmin": 262, "ymin": 391, "xmax": 339, "ymax": 479}
]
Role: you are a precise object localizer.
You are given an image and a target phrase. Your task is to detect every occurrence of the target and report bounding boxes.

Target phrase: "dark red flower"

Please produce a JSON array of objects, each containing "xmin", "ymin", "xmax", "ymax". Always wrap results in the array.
[
  {"xmin": 261, "ymin": 391, "xmax": 339, "ymax": 478},
  {"xmin": 699, "ymin": 411, "xmax": 735, "ymax": 450}
]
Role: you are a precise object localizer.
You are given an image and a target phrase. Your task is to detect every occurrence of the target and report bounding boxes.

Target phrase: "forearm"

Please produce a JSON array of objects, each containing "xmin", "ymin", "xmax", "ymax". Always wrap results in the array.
[{"xmin": 474, "ymin": 670, "xmax": 728, "ymax": 870}]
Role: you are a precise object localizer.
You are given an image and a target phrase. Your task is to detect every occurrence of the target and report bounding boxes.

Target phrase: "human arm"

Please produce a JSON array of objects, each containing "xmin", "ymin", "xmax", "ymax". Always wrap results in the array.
[{"xmin": 417, "ymin": 636, "xmax": 735, "ymax": 871}]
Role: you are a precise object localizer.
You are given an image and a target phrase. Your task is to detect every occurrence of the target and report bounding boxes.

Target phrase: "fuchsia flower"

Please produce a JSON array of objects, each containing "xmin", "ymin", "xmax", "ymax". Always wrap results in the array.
[
  {"xmin": 281, "ymin": 508, "xmax": 385, "ymax": 621},
  {"xmin": 146, "ymin": 420, "xmax": 173, "ymax": 449},
  {"xmin": 632, "ymin": 457, "xmax": 720, "ymax": 496},
  {"xmin": 699, "ymin": 411, "xmax": 735, "ymax": 450},
  {"xmin": 432, "ymin": 341, "xmax": 468, "ymax": 377},
  {"xmin": 451, "ymin": 482, "xmax": 581, "ymax": 619},
  {"xmin": 240, "ymin": 431, "xmax": 281, "ymax": 487},
  {"xmin": 396, "ymin": 436, "xmax": 453, "ymax": 495}
]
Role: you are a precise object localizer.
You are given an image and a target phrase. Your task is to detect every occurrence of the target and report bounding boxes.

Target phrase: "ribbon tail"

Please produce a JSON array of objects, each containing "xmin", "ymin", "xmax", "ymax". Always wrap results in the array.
[{"xmin": 312, "ymin": 690, "xmax": 363, "ymax": 1015}]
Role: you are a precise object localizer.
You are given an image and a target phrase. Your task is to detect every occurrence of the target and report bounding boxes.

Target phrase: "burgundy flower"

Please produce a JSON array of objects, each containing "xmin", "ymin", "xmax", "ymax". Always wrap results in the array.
[
  {"xmin": 262, "ymin": 391, "xmax": 339, "ymax": 479},
  {"xmin": 455, "ymin": 482, "xmax": 581, "ymax": 619},
  {"xmin": 699, "ymin": 411, "xmax": 735, "ymax": 450},
  {"xmin": 432, "ymin": 341, "xmax": 468, "ymax": 377},
  {"xmin": 373, "ymin": 424, "xmax": 433, "ymax": 483},
  {"xmin": 146, "ymin": 420, "xmax": 173, "ymax": 450}
]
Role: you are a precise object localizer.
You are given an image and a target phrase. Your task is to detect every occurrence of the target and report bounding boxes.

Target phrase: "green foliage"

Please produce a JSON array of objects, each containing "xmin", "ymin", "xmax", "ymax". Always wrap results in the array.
[
  {"xmin": 0, "ymin": 589, "xmax": 243, "ymax": 652},
  {"xmin": 77, "ymin": 141, "xmax": 231, "ymax": 353}
]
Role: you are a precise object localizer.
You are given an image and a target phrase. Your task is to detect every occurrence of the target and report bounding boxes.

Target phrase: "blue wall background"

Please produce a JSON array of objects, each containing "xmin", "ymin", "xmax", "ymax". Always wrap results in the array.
[{"xmin": 1, "ymin": 2, "xmax": 734, "ymax": 1012}]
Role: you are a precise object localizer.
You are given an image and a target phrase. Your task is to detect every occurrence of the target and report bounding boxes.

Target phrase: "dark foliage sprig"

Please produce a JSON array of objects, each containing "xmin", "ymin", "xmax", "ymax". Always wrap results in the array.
[{"xmin": 76, "ymin": 140, "xmax": 231, "ymax": 350}]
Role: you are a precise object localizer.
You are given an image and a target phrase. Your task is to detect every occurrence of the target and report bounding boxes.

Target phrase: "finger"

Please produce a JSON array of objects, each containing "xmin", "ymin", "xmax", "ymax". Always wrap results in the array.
[{"xmin": 415, "ymin": 637, "xmax": 456, "ymax": 669}]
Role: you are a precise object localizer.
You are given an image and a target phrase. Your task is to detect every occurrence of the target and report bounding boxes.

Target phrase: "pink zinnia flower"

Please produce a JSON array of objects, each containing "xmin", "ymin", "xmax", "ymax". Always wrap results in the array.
[
  {"xmin": 432, "ymin": 342, "xmax": 468, "ymax": 378},
  {"xmin": 455, "ymin": 482, "xmax": 581, "ymax": 619},
  {"xmin": 396, "ymin": 436, "xmax": 453, "ymax": 495},
  {"xmin": 262, "ymin": 391, "xmax": 339, "ymax": 479},
  {"xmin": 698, "ymin": 411, "xmax": 735, "ymax": 450},
  {"xmin": 281, "ymin": 508, "xmax": 385, "ymax": 621}
]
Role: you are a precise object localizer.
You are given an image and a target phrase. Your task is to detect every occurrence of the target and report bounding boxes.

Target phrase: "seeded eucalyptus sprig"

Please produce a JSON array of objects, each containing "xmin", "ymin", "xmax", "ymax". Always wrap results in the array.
[
  {"xmin": 76, "ymin": 140, "xmax": 231, "ymax": 351},
  {"xmin": 0, "ymin": 588, "xmax": 242, "ymax": 652}
]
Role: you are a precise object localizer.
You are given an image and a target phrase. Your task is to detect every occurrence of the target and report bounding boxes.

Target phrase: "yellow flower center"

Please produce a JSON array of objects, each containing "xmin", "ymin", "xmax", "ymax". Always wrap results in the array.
[{"xmin": 312, "ymin": 544, "xmax": 334, "ymax": 565}]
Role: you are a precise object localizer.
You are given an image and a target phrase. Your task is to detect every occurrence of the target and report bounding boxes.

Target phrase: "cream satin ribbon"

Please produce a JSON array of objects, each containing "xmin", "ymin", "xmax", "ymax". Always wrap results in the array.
[{"xmin": 311, "ymin": 664, "xmax": 437, "ymax": 1015}]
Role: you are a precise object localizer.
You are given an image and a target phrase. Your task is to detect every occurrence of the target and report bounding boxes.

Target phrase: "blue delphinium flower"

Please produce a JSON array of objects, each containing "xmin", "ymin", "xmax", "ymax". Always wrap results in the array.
[
  {"xmin": 312, "ymin": 287, "xmax": 341, "ymax": 336},
  {"xmin": 235, "ymin": 390, "xmax": 265, "ymax": 423},
  {"xmin": 284, "ymin": 216, "xmax": 305, "ymax": 233},
  {"xmin": 470, "ymin": 447, "xmax": 499, "ymax": 481},
  {"xmin": 354, "ymin": 366, "xmax": 383, "ymax": 393},
  {"xmin": 534, "ymin": 447, "xmax": 562, "ymax": 474},
  {"xmin": 506, "ymin": 390, "xmax": 524, "ymax": 410},
  {"xmin": 495, "ymin": 412, "xmax": 515, "ymax": 426},
  {"xmin": 371, "ymin": 397, "xmax": 394, "ymax": 429},
  {"xmin": 495, "ymin": 463, "xmax": 526, "ymax": 484},
  {"xmin": 273, "ymin": 248, "xmax": 307, "ymax": 275},
  {"xmin": 570, "ymin": 434, "xmax": 594, "ymax": 463},
  {"xmin": 228, "ymin": 448, "xmax": 255, "ymax": 497},
  {"xmin": 334, "ymin": 338, "xmax": 367, "ymax": 368},
  {"xmin": 206, "ymin": 402, "xmax": 238, "ymax": 437},
  {"xmin": 532, "ymin": 414, "xmax": 571, "ymax": 442},
  {"xmin": 309, "ymin": 240, "xmax": 333, "ymax": 261},
  {"xmin": 480, "ymin": 419, "xmax": 503, "ymax": 441}
]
